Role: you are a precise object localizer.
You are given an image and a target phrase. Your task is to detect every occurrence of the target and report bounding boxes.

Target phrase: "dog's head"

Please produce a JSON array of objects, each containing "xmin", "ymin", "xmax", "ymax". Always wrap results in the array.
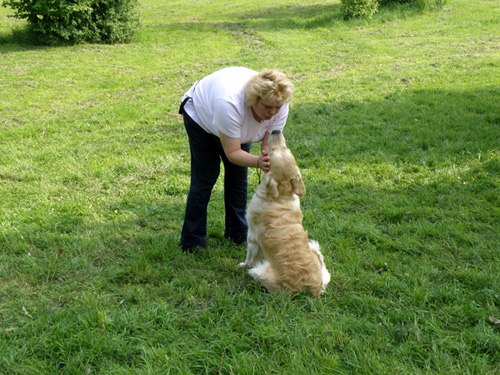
[{"xmin": 263, "ymin": 130, "xmax": 305, "ymax": 200}]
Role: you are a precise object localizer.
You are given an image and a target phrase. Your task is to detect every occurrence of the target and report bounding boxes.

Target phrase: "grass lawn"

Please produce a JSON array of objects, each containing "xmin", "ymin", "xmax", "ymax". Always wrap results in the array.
[{"xmin": 1, "ymin": 0, "xmax": 499, "ymax": 373}]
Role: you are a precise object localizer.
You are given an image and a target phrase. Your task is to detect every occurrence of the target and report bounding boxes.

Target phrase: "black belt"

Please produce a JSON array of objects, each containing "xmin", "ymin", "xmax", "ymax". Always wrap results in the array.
[{"xmin": 178, "ymin": 96, "xmax": 191, "ymax": 115}]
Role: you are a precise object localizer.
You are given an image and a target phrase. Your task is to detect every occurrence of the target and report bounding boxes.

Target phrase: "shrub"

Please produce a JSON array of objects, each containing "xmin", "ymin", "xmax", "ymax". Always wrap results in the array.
[
  {"xmin": 2, "ymin": 0, "xmax": 140, "ymax": 45},
  {"xmin": 341, "ymin": 0, "xmax": 380, "ymax": 19}
]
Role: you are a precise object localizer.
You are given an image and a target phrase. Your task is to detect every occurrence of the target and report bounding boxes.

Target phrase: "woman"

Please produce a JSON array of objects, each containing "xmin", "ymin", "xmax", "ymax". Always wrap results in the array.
[{"xmin": 179, "ymin": 67, "xmax": 294, "ymax": 253}]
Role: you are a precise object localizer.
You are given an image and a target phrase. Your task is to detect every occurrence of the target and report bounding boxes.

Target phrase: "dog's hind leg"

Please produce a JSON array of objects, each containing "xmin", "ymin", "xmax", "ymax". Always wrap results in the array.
[
  {"xmin": 248, "ymin": 261, "xmax": 280, "ymax": 293},
  {"xmin": 309, "ymin": 240, "xmax": 331, "ymax": 291}
]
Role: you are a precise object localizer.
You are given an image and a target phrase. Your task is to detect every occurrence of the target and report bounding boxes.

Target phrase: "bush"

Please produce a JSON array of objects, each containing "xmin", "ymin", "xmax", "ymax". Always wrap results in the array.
[
  {"xmin": 341, "ymin": 0, "xmax": 380, "ymax": 19},
  {"xmin": 2, "ymin": 0, "xmax": 140, "ymax": 45},
  {"xmin": 341, "ymin": 0, "xmax": 444, "ymax": 19}
]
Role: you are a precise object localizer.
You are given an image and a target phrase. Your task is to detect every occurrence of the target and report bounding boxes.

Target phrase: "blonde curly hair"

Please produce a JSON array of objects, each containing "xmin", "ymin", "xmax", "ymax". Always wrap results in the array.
[{"xmin": 244, "ymin": 69, "xmax": 294, "ymax": 106}]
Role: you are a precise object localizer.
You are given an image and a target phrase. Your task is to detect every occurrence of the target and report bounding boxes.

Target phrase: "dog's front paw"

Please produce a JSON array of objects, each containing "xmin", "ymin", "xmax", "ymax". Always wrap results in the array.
[{"xmin": 238, "ymin": 262, "xmax": 247, "ymax": 268}]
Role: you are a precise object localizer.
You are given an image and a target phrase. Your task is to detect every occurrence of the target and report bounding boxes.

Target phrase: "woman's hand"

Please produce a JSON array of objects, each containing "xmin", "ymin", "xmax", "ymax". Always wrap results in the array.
[{"xmin": 258, "ymin": 150, "xmax": 271, "ymax": 173}]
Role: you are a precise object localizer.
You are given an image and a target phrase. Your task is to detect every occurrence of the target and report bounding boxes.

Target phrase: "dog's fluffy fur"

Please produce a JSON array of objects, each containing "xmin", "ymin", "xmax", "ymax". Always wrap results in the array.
[{"xmin": 239, "ymin": 131, "xmax": 330, "ymax": 296}]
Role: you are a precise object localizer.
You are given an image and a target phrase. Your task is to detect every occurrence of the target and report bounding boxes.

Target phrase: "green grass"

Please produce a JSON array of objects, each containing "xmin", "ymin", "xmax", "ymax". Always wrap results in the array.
[{"xmin": 1, "ymin": 0, "xmax": 499, "ymax": 373}]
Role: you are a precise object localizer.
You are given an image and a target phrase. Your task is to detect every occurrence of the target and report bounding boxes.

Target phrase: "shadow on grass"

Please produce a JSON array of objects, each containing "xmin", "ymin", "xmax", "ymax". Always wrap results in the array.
[
  {"xmin": 147, "ymin": 2, "xmax": 429, "ymax": 37},
  {"xmin": 0, "ymin": 188, "xmax": 250, "ymax": 288},
  {"xmin": 0, "ymin": 24, "xmax": 43, "ymax": 52},
  {"xmin": 0, "ymin": 86, "xmax": 498, "ymax": 284},
  {"xmin": 0, "ymin": 195, "xmax": 185, "ymax": 284},
  {"xmin": 149, "ymin": 3, "xmax": 342, "ymax": 36},
  {"xmin": 287, "ymin": 86, "xmax": 500, "ymax": 167},
  {"xmin": 240, "ymin": 3, "xmax": 342, "ymax": 30},
  {"xmin": 286, "ymin": 87, "xmax": 499, "ymax": 259}
]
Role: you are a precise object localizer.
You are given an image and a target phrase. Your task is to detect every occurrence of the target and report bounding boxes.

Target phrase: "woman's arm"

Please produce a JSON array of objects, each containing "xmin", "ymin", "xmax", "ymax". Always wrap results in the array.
[{"xmin": 219, "ymin": 131, "xmax": 270, "ymax": 172}]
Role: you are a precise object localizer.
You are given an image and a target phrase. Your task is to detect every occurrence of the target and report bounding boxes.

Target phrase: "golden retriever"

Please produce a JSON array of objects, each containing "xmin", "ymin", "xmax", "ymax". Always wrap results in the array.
[{"xmin": 239, "ymin": 130, "xmax": 330, "ymax": 296}]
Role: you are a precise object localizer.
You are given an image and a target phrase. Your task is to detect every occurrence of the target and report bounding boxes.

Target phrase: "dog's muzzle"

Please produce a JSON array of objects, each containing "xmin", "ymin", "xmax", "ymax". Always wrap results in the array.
[{"xmin": 271, "ymin": 130, "xmax": 282, "ymax": 135}]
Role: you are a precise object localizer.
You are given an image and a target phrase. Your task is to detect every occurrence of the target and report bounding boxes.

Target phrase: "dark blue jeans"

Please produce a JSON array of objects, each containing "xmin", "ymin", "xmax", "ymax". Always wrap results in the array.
[{"xmin": 180, "ymin": 111, "xmax": 251, "ymax": 248}]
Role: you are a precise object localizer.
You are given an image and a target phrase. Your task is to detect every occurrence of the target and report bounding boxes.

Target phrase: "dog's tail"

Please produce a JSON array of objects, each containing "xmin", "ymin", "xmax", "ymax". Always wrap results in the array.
[
  {"xmin": 248, "ymin": 261, "xmax": 280, "ymax": 293},
  {"xmin": 309, "ymin": 240, "xmax": 331, "ymax": 293}
]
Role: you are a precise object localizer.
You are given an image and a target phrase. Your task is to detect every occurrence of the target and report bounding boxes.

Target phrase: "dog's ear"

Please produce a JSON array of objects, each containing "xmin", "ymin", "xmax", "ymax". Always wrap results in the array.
[
  {"xmin": 291, "ymin": 173, "xmax": 305, "ymax": 197},
  {"xmin": 264, "ymin": 176, "xmax": 280, "ymax": 200}
]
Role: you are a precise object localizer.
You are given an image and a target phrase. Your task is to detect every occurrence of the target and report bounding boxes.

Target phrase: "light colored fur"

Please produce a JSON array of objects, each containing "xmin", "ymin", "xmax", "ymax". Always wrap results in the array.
[{"xmin": 239, "ymin": 131, "xmax": 330, "ymax": 296}]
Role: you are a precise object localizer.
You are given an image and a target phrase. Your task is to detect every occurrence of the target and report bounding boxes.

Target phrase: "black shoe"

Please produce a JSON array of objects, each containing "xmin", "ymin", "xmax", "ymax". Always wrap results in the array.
[
  {"xmin": 225, "ymin": 235, "xmax": 247, "ymax": 246},
  {"xmin": 181, "ymin": 244, "xmax": 207, "ymax": 254}
]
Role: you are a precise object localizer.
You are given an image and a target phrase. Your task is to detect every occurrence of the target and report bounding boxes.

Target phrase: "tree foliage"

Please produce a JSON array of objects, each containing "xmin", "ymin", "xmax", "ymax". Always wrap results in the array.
[
  {"xmin": 341, "ymin": 0, "xmax": 379, "ymax": 19},
  {"xmin": 341, "ymin": 0, "xmax": 445, "ymax": 19},
  {"xmin": 3, "ymin": 0, "xmax": 140, "ymax": 45}
]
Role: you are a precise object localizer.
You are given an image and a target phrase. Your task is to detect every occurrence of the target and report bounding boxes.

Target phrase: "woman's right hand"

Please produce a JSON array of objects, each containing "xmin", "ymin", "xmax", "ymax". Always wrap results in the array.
[{"xmin": 258, "ymin": 151, "xmax": 271, "ymax": 173}]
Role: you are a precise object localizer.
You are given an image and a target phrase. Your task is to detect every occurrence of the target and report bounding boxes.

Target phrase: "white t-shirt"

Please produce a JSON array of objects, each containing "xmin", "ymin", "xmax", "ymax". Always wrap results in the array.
[{"xmin": 182, "ymin": 67, "xmax": 289, "ymax": 144}]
